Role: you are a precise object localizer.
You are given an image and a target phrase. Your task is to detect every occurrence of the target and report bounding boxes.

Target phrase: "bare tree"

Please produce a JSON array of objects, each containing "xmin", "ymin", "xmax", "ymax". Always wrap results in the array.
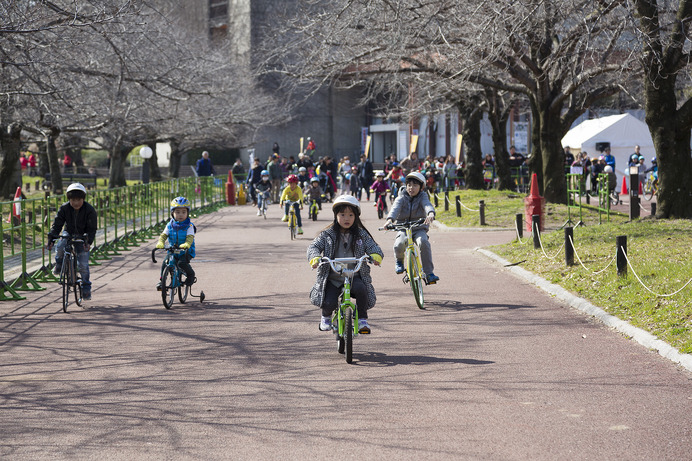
[
  {"xmin": 630, "ymin": 0, "xmax": 692, "ymax": 218},
  {"xmin": 266, "ymin": 0, "xmax": 633, "ymax": 203}
]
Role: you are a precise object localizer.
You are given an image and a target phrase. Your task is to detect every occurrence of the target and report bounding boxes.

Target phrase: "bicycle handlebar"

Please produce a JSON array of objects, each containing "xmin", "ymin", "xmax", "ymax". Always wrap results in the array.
[
  {"xmin": 151, "ymin": 246, "xmax": 188, "ymax": 264},
  {"xmin": 378, "ymin": 218, "xmax": 426, "ymax": 232},
  {"xmin": 319, "ymin": 255, "xmax": 371, "ymax": 275}
]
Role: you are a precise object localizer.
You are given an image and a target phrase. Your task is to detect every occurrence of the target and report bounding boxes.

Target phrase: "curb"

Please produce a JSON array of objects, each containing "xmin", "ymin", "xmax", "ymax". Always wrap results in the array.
[{"xmin": 477, "ymin": 247, "xmax": 692, "ymax": 373}]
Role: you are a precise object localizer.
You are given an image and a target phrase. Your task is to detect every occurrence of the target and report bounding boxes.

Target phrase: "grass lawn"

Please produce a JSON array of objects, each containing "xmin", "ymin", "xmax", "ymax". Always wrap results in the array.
[{"xmin": 435, "ymin": 189, "xmax": 692, "ymax": 354}]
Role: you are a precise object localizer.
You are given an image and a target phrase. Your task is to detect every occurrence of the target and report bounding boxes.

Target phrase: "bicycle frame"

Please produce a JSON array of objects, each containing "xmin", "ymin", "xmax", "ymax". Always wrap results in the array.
[
  {"xmin": 58, "ymin": 232, "xmax": 86, "ymax": 312},
  {"xmin": 380, "ymin": 219, "xmax": 427, "ymax": 309},
  {"xmin": 152, "ymin": 246, "xmax": 205, "ymax": 308},
  {"xmin": 285, "ymin": 200, "xmax": 299, "ymax": 239},
  {"xmin": 259, "ymin": 190, "xmax": 270, "ymax": 218},
  {"xmin": 319, "ymin": 255, "xmax": 370, "ymax": 363}
]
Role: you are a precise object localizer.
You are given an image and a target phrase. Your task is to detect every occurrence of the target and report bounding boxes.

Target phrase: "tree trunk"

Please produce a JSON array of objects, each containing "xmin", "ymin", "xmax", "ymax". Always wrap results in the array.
[
  {"xmin": 108, "ymin": 137, "xmax": 128, "ymax": 188},
  {"xmin": 147, "ymin": 143, "xmax": 163, "ymax": 182},
  {"xmin": 0, "ymin": 122, "xmax": 22, "ymax": 199},
  {"xmin": 538, "ymin": 101, "xmax": 567, "ymax": 204},
  {"xmin": 486, "ymin": 89, "xmax": 513, "ymax": 190},
  {"xmin": 644, "ymin": 77, "xmax": 692, "ymax": 218},
  {"xmin": 46, "ymin": 127, "xmax": 63, "ymax": 195},
  {"xmin": 168, "ymin": 138, "xmax": 182, "ymax": 178},
  {"xmin": 462, "ymin": 107, "xmax": 484, "ymax": 189},
  {"xmin": 526, "ymin": 99, "xmax": 543, "ymax": 195}
]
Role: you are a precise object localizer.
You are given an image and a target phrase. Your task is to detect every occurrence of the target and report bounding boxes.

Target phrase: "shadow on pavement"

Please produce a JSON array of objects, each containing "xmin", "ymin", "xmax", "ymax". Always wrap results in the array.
[{"xmin": 354, "ymin": 351, "xmax": 494, "ymax": 367}]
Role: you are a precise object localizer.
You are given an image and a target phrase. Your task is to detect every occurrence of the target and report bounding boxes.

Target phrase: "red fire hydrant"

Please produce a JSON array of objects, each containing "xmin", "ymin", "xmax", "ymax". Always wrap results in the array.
[
  {"xmin": 524, "ymin": 173, "xmax": 544, "ymax": 233},
  {"xmin": 226, "ymin": 170, "xmax": 236, "ymax": 205}
]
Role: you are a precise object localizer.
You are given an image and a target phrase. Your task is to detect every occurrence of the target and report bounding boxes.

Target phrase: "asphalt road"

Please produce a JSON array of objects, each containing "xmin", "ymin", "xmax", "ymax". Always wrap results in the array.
[{"xmin": 1, "ymin": 198, "xmax": 690, "ymax": 460}]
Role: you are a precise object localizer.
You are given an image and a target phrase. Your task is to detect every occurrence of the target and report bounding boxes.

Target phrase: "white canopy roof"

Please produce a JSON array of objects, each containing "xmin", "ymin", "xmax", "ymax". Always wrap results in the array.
[{"xmin": 561, "ymin": 113, "xmax": 655, "ymax": 177}]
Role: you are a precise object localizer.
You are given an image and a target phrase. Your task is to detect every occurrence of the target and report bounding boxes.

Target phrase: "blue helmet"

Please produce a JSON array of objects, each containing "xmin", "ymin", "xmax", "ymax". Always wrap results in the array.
[
  {"xmin": 170, "ymin": 196, "xmax": 191, "ymax": 215},
  {"xmin": 261, "ymin": 170, "xmax": 269, "ymax": 176}
]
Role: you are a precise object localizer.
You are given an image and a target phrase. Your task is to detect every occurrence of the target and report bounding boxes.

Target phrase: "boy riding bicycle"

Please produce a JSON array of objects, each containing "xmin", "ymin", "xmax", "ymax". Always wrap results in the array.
[
  {"xmin": 305, "ymin": 176, "xmax": 324, "ymax": 210},
  {"xmin": 156, "ymin": 197, "xmax": 196, "ymax": 289},
  {"xmin": 256, "ymin": 170, "xmax": 272, "ymax": 216},
  {"xmin": 384, "ymin": 172, "xmax": 439, "ymax": 284},
  {"xmin": 280, "ymin": 174, "xmax": 304, "ymax": 235},
  {"xmin": 47, "ymin": 183, "xmax": 98, "ymax": 300}
]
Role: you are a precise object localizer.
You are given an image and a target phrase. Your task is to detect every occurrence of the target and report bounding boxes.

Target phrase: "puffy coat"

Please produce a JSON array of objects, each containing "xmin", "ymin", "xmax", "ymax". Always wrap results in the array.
[
  {"xmin": 307, "ymin": 226, "xmax": 383, "ymax": 309},
  {"xmin": 387, "ymin": 188, "xmax": 436, "ymax": 231}
]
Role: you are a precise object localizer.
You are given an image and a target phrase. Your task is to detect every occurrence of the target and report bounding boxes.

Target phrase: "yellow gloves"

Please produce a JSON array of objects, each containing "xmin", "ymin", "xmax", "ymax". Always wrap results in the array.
[
  {"xmin": 179, "ymin": 242, "xmax": 190, "ymax": 249},
  {"xmin": 370, "ymin": 254, "xmax": 383, "ymax": 264},
  {"xmin": 179, "ymin": 235, "xmax": 194, "ymax": 250},
  {"xmin": 155, "ymin": 234, "xmax": 166, "ymax": 249},
  {"xmin": 310, "ymin": 257, "xmax": 321, "ymax": 267}
]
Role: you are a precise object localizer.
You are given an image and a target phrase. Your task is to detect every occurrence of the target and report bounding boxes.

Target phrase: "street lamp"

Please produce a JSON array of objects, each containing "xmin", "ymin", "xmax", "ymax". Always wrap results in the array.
[{"xmin": 140, "ymin": 146, "xmax": 153, "ymax": 184}]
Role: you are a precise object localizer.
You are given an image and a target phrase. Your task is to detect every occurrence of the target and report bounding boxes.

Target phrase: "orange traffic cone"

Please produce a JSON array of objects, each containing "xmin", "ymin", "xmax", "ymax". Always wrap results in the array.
[
  {"xmin": 638, "ymin": 180, "xmax": 643, "ymax": 195},
  {"xmin": 620, "ymin": 176, "xmax": 628, "ymax": 195},
  {"xmin": 528, "ymin": 173, "xmax": 540, "ymax": 197},
  {"xmin": 7, "ymin": 187, "xmax": 21, "ymax": 223}
]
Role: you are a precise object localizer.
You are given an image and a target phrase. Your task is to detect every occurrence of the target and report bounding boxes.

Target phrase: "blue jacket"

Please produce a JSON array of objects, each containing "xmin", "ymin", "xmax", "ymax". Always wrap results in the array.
[
  {"xmin": 196, "ymin": 158, "xmax": 215, "ymax": 176},
  {"xmin": 166, "ymin": 218, "xmax": 196, "ymax": 258}
]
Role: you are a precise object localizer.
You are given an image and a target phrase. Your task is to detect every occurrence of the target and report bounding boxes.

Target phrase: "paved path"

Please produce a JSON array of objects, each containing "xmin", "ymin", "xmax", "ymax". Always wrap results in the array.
[{"xmin": 1, "ymin": 200, "xmax": 690, "ymax": 460}]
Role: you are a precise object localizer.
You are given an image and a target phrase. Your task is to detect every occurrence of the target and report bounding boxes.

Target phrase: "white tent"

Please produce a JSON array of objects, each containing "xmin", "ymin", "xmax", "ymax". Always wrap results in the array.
[{"xmin": 561, "ymin": 113, "xmax": 655, "ymax": 179}]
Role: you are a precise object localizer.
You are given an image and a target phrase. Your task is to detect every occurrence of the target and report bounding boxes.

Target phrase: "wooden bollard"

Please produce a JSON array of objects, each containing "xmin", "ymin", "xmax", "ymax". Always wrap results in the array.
[
  {"xmin": 532, "ymin": 214, "xmax": 541, "ymax": 249},
  {"xmin": 444, "ymin": 191, "xmax": 449, "ymax": 211},
  {"xmin": 455, "ymin": 196, "xmax": 461, "ymax": 217},
  {"xmin": 616, "ymin": 235, "xmax": 627, "ymax": 277},
  {"xmin": 479, "ymin": 200, "xmax": 486, "ymax": 226},
  {"xmin": 565, "ymin": 226, "xmax": 574, "ymax": 266},
  {"xmin": 516, "ymin": 213, "xmax": 523, "ymax": 239}
]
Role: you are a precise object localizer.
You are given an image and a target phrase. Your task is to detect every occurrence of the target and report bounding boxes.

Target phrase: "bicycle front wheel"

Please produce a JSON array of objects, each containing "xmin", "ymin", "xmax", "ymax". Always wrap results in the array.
[
  {"xmin": 344, "ymin": 307, "xmax": 353, "ymax": 364},
  {"xmin": 407, "ymin": 250, "xmax": 425, "ymax": 309},
  {"xmin": 161, "ymin": 267, "xmax": 175, "ymax": 309},
  {"xmin": 61, "ymin": 263, "xmax": 70, "ymax": 313},
  {"xmin": 289, "ymin": 214, "xmax": 296, "ymax": 240},
  {"xmin": 644, "ymin": 181, "xmax": 654, "ymax": 201}
]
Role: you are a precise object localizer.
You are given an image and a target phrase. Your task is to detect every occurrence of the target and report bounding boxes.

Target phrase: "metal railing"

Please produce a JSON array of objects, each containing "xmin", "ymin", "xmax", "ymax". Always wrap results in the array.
[{"xmin": 1, "ymin": 175, "xmax": 226, "ymax": 301}]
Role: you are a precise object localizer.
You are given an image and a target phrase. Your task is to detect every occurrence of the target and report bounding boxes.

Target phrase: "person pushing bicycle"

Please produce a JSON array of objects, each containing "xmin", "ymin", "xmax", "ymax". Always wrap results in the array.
[
  {"xmin": 47, "ymin": 183, "xmax": 98, "ymax": 300},
  {"xmin": 307, "ymin": 195, "xmax": 383, "ymax": 334},
  {"xmin": 384, "ymin": 171, "xmax": 439, "ymax": 284},
  {"xmin": 155, "ymin": 197, "xmax": 196, "ymax": 290}
]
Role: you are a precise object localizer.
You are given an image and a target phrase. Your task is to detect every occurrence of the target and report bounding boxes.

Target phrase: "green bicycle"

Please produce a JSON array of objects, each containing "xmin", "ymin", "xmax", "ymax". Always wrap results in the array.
[
  {"xmin": 382, "ymin": 219, "xmax": 429, "ymax": 310},
  {"xmin": 318, "ymin": 255, "xmax": 372, "ymax": 364}
]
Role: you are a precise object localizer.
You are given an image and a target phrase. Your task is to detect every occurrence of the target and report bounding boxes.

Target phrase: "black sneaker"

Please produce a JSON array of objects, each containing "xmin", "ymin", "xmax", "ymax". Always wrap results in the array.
[
  {"xmin": 52, "ymin": 265, "xmax": 61, "ymax": 276},
  {"xmin": 82, "ymin": 291, "xmax": 91, "ymax": 301},
  {"xmin": 395, "ymin": 260, "xmax": 405, "ymax": 274},
  {"xmin": 156, "ymin": 281, "xmax": 162, "ymax": 291}
]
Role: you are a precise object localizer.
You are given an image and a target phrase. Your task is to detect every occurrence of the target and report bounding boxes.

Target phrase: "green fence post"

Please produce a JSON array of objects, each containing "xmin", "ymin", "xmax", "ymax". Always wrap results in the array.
[
  {"xmin": 0, "ymin": 207, "xmax": 26, "ymax": 301},
  {"xmin": 10, "ymin": 218, "xmax": 45, "ymax": 292}
]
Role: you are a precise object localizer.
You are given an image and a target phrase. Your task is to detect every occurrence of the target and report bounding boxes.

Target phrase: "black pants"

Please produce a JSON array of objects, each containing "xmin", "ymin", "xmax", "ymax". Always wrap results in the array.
[
  {"xmin": 321, "ymin": 276, "xmax": 368, "ymax": 319},
  {"xmin": 175, "ymin": 253, "xmax": 195, "ymax": 285}
]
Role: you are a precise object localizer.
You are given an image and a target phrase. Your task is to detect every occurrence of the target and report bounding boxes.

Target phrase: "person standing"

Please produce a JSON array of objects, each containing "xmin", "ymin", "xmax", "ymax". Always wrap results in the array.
[
  {"xmin": 267, "ymin": 154, "xmax": 282, "ymax": 203},
  {"xmin": 358, "ymin": 154, "xmax": 374, "ymax": 200},
  {"xmin": 231, "ymin": 158, "xmax": 245, "ymax": 184},
  {"xmin": 196, "ymin": 151, "xmax": 215, "ymax": 177}
]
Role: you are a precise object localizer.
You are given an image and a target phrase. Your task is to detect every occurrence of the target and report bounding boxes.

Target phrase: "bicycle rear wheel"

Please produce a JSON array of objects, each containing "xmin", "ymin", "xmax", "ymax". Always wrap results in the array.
[
  {"xmin": 61, "ymin": 262, "xmax": 70, "ymax": 313},
  {"xmin": 178, "ymin": 274, "xmax": 189, "ymax": 303},
  {"xmin": 344, "ymin": 307, "xmax": 353, "ymax": 364},
  {"xmin": 161, "ymin": 267, "xmax": 175, "ymax": 309},
  {"xmin": 72, "ymin": 258, "xmax": 83, "ymax": 307},
  {"xmin": 407, "ymin": 250, "xmax": 425, "ymax": 309}
]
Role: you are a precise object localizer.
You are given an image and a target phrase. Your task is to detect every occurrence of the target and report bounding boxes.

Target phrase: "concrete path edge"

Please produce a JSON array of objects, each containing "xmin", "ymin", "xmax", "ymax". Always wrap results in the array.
[{"xmin": 477, "ymin": 247, "xmax": 692, "ymax": 373}]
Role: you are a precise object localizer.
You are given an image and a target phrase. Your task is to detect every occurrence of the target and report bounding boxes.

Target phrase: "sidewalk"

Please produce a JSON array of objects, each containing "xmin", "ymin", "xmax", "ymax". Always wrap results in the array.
[{"xmin": 1, "ymin": 200, "xmax": 690, "ymax": 460}]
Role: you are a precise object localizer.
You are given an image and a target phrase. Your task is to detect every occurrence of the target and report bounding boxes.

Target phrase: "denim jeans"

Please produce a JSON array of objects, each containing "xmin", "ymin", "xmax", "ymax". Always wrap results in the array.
[
  {"xmin": 284, "ymin": 202, "xmax": 302, "ymax": 227},
  {"xmin": 55, "ymin": 238, "xmax": 91, "ymax": 291}
]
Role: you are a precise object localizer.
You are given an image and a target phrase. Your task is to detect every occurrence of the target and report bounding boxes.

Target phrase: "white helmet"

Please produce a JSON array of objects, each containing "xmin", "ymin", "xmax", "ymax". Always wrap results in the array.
[
  {"xmin": 332, "ymin": 195, "xmax": 361, "ymax": 215},
  {"xmin": 604, "ymin": 166, "xmax": 613, "ymax": 173},
  {"xmin": 406, "ymin": 171, "xmax": 426, "ymax": 186},
  {"xmin": 65, "ymin": 183, "xmax": 87, "ymax": 199}
]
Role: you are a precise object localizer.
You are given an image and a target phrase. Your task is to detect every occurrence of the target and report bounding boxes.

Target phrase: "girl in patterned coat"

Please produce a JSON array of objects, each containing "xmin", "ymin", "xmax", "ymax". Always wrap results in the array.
[{"xmin": 307, "ymin": 195, "xmax": 383, "ymax": 334}]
